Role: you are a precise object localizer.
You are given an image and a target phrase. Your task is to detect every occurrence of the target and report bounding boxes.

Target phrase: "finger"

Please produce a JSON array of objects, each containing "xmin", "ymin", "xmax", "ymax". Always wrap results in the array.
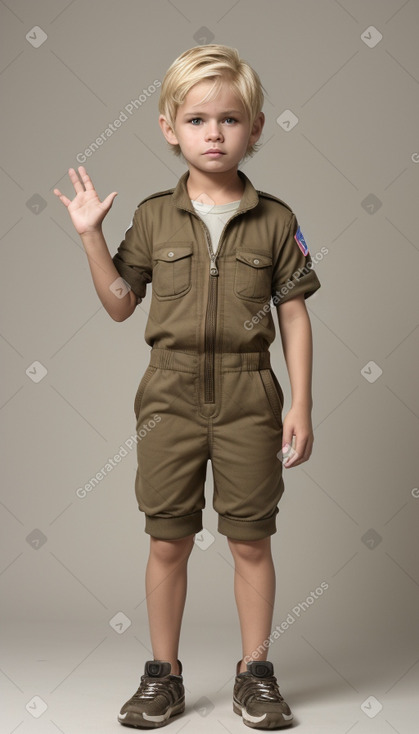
[
  {"xmin": 293, "ymin": 434, "xmax": 305, "ymax": 458},
  {"xmin": 282, "ymin": 434, "xmax": 298, "ymax": 467},
  {"xmin": 288, "ymin": 435, "xmax": 312, "ymax": 467},
  {"xmin": 53, "ymin": 188, "xmax": 71, "ymax": 207},
  {"xmin": 281, "ymin": 425, "xmax": 293, "ymax": 453},
  {"xmin": 285, "ymin": 446, "xmax": 301, "ymax": 467},
  {"xmin": 68, "ymin": 167, "xmax": 85, "ymax": 194},
  {"xmin": 280, "ymin": 426, "xmax": 293, "ymax": 463},
  {"xmin": 102, "ymin": 192, "xmax": 118, "ymax": 209},
  {"xmin": 284, "ymin": 449, "xmax": 299, "ymax": 467},
  {"xmin": 78, "ymin": 165, "xmax": 95, "ymax": 191}
]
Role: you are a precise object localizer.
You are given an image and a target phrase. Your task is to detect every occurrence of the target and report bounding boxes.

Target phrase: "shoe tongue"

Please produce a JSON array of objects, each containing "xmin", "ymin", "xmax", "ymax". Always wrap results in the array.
[
  {"xmin": 247, "ymin": 661, "xmax": 274, "ymax": 678},
  {"xmin": 145, "ymin": 660, "xmax": 172, "ymax": 677}
]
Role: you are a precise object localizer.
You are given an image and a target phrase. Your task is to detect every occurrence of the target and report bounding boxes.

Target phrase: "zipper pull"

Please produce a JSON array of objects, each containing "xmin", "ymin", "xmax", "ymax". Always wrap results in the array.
[{"xmin": 210, "ymin": 255, "xmax": 219, "ymax": 276}]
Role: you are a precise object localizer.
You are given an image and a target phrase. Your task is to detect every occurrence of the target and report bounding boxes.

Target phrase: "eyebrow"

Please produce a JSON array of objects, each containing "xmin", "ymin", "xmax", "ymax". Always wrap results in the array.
[{"xmin": 182, "ymin": 110, "xmax": 243, "ymax": 117}]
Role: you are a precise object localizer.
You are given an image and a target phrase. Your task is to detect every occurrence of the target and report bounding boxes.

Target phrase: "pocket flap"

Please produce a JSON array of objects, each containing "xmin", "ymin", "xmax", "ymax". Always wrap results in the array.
[
  {"xmin": 235, "ymin": 251, "xmax": 272, "ymax": 268},
  {"xmin": 154, "ymin": 243, "xmax": 193, "ymax": 263}
]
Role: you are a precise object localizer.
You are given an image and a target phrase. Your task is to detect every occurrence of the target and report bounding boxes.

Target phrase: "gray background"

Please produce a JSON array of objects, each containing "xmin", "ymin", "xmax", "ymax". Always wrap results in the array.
[{"xmin": 1, "ymin": 0, "xmax": 418, "ymax": 732}]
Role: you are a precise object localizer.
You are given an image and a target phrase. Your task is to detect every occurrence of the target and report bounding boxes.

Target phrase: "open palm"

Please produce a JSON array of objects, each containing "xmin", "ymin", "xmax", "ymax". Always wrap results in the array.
[{"xmin": 54, "ymin": 166, "xmax": 117, "ymax": 235}]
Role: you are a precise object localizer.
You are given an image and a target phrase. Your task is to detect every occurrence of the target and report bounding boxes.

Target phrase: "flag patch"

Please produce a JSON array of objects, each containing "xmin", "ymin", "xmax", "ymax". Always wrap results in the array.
[{"xmin": 294, "ymin": 226, "xmax": 309, "ymax": 255}]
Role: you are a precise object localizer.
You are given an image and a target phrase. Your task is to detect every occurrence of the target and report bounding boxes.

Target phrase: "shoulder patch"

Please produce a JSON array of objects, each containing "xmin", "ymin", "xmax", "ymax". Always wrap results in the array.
[
  {"xmin": 138, "ymin": 187, "xmax": 175, "ymax": 207},
  {"xmin": 256, "ymin": 190, "xmax": 293, "ymax": 213},
  {"xmin": 294, "ymin": 226, "xmax": 309, "ymax": 255}
]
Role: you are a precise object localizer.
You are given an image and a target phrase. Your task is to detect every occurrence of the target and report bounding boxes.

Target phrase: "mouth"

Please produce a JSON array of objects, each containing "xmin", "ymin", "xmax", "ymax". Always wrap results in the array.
[{"xmin": 204, "ymin": 150, "xmax": 225, "ymax": 156}]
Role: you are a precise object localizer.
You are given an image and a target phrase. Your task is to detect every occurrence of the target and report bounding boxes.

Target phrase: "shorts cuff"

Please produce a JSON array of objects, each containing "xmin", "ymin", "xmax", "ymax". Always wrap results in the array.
[
  {"xmin": 218, "ymin": 508, "xmax": 279, "ymax": 540},
  {"xmin": 144, "ymin": 510, "xmax": 203, "ymax": 540}
]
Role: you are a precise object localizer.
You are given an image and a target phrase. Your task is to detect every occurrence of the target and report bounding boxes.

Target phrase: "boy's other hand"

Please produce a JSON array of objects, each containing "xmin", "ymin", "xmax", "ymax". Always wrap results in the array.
[
  {"xmin": 281, "ymin": 406, "xmax": 314, "ymax": 468},
  {"xmin": 53, "ymin": 166, "xmax": 117, "ymax": 236}
]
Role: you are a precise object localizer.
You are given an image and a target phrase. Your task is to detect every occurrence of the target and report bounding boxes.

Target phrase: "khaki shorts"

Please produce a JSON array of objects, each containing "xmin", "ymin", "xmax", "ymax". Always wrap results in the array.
[{"xmin": 133, "ymin": 348, "xmax": 285, "ymax": 541}]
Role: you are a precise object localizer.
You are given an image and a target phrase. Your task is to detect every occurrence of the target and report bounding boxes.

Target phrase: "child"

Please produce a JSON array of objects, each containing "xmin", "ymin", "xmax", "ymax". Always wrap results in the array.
[{"xmin": 54, "ymin": 44, "xmax": 321, "ymax": 730}]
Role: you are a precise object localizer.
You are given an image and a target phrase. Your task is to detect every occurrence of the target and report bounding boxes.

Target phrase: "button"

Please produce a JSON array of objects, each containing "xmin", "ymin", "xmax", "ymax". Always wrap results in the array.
[
  {"xmin": 253, "ymin": 258, "xmax": 260, "ymax": 264},
  {"xmin": 167, "ymin": 251, "xmax": 174, "ymax": 257}
]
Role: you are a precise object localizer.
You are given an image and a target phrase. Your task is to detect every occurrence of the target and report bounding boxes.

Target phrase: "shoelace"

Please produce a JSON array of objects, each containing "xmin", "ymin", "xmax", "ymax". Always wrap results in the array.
[
  {"xmin": 132, "ymin": 676, "xmax": 174, "ymax": 702},
  {"xmin": 242, "ymin": 676, "xmax": 285, "ymax": 703}
]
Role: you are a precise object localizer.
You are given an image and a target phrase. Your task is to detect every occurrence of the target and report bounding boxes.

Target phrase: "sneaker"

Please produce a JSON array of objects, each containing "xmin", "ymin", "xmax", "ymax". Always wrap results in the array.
[
  {"xmin": 233, "ymin": 660, "xmax": 293, "ymax": 729},
  {"xmin": 118, "ymin": 659, "xmax": 185, "ymax": 729}
]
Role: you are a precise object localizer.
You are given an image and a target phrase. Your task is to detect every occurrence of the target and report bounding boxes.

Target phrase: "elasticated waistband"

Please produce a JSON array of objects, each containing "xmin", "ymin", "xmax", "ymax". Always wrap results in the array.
[{"xmin": 148, "ymin": 348, "xmax": 271, "ymax": 373}]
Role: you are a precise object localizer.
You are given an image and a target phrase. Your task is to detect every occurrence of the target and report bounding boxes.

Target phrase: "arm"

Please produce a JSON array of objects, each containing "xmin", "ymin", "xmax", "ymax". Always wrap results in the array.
[
  {"xmin": 54, "ymin": 166, "xmax": 137, "ymax": 321},
  {"xmin": 276, "ymin": 293, "xmax": 314, "ymax": 468},
  {"xmin": 80, "ymin": 229, "xmax": 137, "ymax": 321}
]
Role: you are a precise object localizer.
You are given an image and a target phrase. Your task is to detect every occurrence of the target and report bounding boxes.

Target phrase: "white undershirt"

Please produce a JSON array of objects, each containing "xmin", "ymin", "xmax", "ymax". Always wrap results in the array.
[{"xmin": 191, "ymin": 198, "xmax": 241, "ymax": 254}]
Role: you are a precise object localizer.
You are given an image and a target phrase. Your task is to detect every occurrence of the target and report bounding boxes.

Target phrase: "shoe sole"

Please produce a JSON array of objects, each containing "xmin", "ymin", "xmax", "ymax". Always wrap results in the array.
[
  {"xmin": 118, "ymin": 699, "xmax": 185, "ymax": 729},
  {"xmin": 233, "ymin": 699, "xmax": 293, "ymax": 729}
]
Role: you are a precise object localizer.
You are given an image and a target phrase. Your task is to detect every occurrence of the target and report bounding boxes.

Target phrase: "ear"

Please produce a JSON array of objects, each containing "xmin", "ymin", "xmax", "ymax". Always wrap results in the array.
[
  {"xmin": 249, "ymin": 111, "xmax": 265, "ymax": 146},
  {"xmin": 159, "ymin": 115, "xmax": 179, "ymax": 145}
]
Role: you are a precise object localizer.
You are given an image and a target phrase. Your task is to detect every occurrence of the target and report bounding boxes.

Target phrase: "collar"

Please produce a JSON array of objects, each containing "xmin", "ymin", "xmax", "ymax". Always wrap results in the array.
[{"xmin": 172, "ymin": 169, "xmax": 260, "ymax": 215}]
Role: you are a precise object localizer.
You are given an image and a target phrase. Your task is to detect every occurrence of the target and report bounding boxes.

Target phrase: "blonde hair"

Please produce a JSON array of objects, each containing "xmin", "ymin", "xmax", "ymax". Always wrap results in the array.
[{"xmin": 159, "ymin": 44, "xmax": 266, "ymax": 159}]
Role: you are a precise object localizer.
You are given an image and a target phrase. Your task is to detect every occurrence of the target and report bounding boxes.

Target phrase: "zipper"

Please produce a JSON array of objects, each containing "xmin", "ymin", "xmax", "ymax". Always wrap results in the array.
[
  {"xmin": 191, "ymin": 204, "xmax": 256, "ymax": 404},
  {"xmin": 202, "ymin": 223, "xmax": 218, "ymax": 402}
]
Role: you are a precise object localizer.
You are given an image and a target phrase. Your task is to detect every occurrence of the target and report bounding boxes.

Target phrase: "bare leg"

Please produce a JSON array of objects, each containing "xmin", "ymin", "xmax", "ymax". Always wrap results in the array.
[
  {"xmin": 145, "ymin": 534, "xmax": 195, "ymax": 676},
  {"xmin": 227, "ymin": 537, "xmax": 276, "ymax": 674}
]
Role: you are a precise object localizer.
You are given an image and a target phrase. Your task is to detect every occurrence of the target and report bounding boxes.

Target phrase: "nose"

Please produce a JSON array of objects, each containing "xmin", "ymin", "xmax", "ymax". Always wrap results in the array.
[{"xmin": 205, "ymin": 120, "xmax": 223, "ymax": 142}]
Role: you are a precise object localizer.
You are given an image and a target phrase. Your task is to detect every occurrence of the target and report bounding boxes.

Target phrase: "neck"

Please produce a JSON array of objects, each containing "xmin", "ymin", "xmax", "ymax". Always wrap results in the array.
[{"xmin": 186, "ymin": 166, "xmax": 244, "ymax": 204}]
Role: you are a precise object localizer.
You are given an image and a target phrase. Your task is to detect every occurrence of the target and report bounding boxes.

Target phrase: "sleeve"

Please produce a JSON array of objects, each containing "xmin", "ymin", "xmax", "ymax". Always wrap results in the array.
[
  {"xmin": 112, "ymin": 203, "xmax": 152, "ymax": 303},
  {"xmin": 271, "ymin": 212, "xmax": 321, "ymax": 305}
]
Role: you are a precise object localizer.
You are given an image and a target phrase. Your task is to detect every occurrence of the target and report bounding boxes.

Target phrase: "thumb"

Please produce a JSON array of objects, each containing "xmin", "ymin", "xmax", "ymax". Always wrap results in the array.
[
  {"xmin": 281, "ymin": 424, "xmax": 294, "ymax": 462},
  {"xmin": 102, "ymin": 192, "xmax": 118, "ymax": 210}
]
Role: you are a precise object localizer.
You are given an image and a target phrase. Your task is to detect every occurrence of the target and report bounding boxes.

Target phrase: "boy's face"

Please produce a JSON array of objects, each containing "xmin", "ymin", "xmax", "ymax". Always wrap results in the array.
[{"xmin": 159, "ymin": 80, "xmax": 264, "ymax": 175}]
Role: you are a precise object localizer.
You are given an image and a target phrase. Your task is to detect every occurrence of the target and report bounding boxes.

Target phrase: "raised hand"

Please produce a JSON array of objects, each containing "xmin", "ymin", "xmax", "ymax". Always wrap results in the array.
[{"xmin": 53, "ymin": 166, "xmax": 117, "ymax": 235}]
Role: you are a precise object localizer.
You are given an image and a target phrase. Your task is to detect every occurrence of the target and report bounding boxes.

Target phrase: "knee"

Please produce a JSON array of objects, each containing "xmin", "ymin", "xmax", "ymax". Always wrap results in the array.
[
  {"xmin": 227, "ymin": 536, "xmax": 270, "ymax": 564},
  {"xmin": 150, "ymin": 534, "xmax": 195, "ymax": 565}
]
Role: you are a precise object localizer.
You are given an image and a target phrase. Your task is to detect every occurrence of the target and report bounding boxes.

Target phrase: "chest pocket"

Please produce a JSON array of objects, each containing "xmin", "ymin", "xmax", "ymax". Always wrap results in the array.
[
  {"xmin": 234, "ymin": 250, "xmax": 273, "ymax": 301},
  {"xmin": 152, "ymin": 242, "xmax": 193, "ymax": 299}
]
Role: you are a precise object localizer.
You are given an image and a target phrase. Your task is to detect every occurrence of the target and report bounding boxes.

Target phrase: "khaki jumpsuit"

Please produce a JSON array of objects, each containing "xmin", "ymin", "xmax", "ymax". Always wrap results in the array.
[{"xmin": 112, "ymin": 170, "xmax": 321, "ymax": 540}]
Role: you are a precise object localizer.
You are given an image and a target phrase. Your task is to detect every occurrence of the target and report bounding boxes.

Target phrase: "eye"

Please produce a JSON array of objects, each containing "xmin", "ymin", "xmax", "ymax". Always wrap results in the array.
[
  {"xmin": 189, "ymin": 118, "xmax": 202, "ymax": 125},
  {"xmin": 224, "ymin": 117, "xmax": 237, "ymax": 124}
]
